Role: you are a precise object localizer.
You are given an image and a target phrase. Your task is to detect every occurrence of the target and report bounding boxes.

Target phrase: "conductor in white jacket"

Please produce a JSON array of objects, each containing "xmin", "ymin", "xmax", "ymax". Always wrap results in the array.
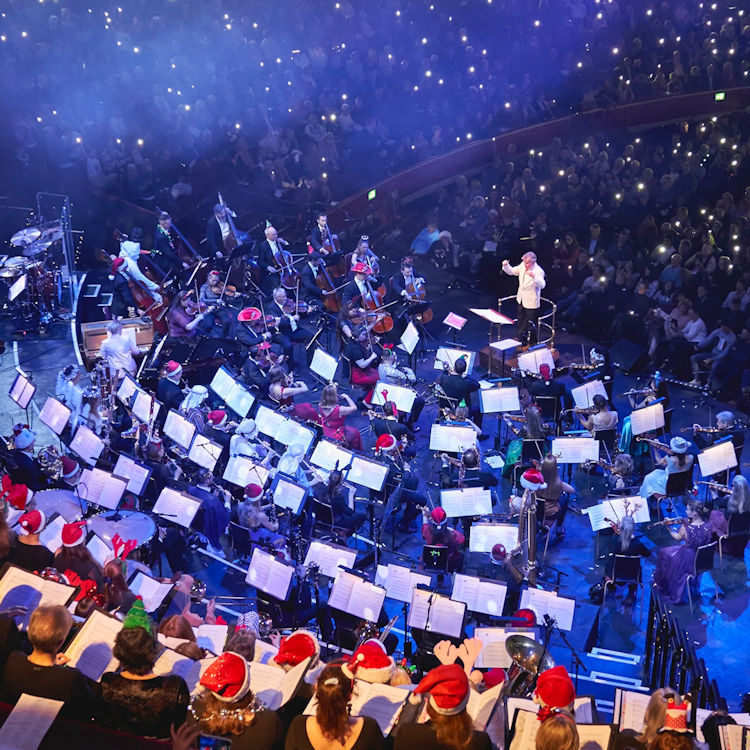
[{"xmin": 502, "ymin": 251, "xmax": 546, "ymax": 344}]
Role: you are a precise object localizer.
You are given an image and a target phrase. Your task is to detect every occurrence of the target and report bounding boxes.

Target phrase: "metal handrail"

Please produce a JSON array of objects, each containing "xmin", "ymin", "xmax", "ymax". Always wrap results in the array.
[{"xmin": 496, "ymin": 295, "xmax": 557, "ymax": 349}]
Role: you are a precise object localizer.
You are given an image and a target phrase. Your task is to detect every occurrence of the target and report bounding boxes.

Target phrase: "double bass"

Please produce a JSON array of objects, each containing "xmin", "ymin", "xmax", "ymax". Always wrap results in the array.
[{"xmin": 217, "ymin": 192, "xmax": 258, "ymax": 287}]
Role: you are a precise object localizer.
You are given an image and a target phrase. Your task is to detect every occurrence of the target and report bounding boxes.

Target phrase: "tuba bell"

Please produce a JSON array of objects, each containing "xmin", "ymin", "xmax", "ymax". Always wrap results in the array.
[{"xmin": 502, "ymin": 634, "xmax": 555, "ymax": 696}]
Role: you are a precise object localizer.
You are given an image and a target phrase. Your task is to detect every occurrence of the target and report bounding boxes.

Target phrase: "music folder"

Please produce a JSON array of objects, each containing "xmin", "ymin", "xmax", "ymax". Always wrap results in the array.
[
  {"xmin": 187, "ymin": 433, "xmax": 223, "ymax": 471},
  {"xmin": 629, "ymin": 402, "xmax": 665, "ymax": 436},
  {"xmin": 429, "ymin": 424, "xmax": 477, "ymax": 453},
  {"xmin": 372, "ymin": 381, "xmax": 416, "ymax": 414},
  {"xmin": 516, "ymin": 347, "xmax": 556, "ymax": 374},
  {"xmin": 451, "ymin": 573, "xmax": 507, "ymax": 617},
  {"xmin": 510, "ymin": 710, "xmax": 614, "ymax": 750},
  {"xmin": 327, "ymin": 569, "xmax": 386, "ymax": 622},
  {"xmin": 223, "ymin": 455, "xmax": 270, "ymax": 489},
  {"xmin": 246, "ymin": 547, "xmax": 295, "ymax": 601},
  {"xmin": 153, "ymin": 487, "xmax": 201, "ymax": 528},
  {"xmin": 468, "ymin": 522, "xmax": 518, "ymax": 553},
  {"xmin": 374, "ymin": 563, "xmax": 431, "ymax": 603},
  {"xmin": 271, "ymin": 472, "xmax": 308, "ymax": 514},
  {"xmin": 550, "ymin": 436, "xmax": 599, "ymax": 464},
  {"xmin": 112, "ymin": 453, "xmax": 152, "ymax": 496},
  {"xmin": 346, "ymin": 455, "xmax": 389, "ymax": 492},
  {"xmin": 0, "ymin": 564, "xmax": 76, "ymax": 629},
  {"xmin": 310, "ymin": 348, "xmax": 339, "ymax": 382},
  {"xmin": 310, "ymin": 439, "xmax": 353, "ymax": 472},
  {"xmin": 698, "ymin": 439, "xmax": 737, "ymax": 476},
  {"xmin": 210, "ymin": 365, "xmax": 255, "ymax": 418},
  {"xmin": 38, "ymin": 397, "xmax": 71, "ymax": 436},
  {"xmin": 479, "ymin": 386, "xmax": 520, "ymax": 414},
  {"xmin": 439, "ymin": 487, "xmax": 493, "ymax": 517},
  {"xmin": 9, "ymin": 370, "xmax": 35, "ymax": 409},
  {"xmin": 78, "ymin": 467, "xmax": 127, "ymax": 510},
  {"xmin": 131, "ymin": 390, "xmax": 162, "ymax": 424},
  {"xmin": 303, "ymin": 539, "xmax": 357, "ymax": 579},
  {"xmin": 163, "ymin": 409, "xmax": 196, "ymax": 449},
  {"xmin": 519, "ymin": 587, "xmax": 576, "ymax": 631},
  {"xmin": 408, "ymin": 586, "xmax": 465, "ymax": 638},
  {"xmin": 63, "ymin": 609, "xmax": 122, "ymax": 682}
]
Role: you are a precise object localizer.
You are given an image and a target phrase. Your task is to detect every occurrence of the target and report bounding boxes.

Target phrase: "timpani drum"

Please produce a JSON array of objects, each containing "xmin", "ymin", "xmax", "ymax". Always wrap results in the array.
[
  {"xmin": 31, "ymin": 489, "xmax": 85, "ymax": 523},
  {"xmin": 87, "ymin": 511, "xmax": 157, "ymax": 549}
]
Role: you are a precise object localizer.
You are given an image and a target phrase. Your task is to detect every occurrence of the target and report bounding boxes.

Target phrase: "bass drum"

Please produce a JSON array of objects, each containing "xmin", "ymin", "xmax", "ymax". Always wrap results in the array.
[{"xmin": 87, "ymin": 511, "xmax": 157, "ymax": 551}]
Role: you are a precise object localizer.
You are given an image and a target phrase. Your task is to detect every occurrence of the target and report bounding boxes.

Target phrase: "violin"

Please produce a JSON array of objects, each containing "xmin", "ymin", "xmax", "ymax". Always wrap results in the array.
[
  {"xmin": 249, "ymin": 314, "xmax": 278, "ymax": 333},
  {"xmin": 648, "ymin": 517, "xmax": 690, "ymax": 528},
  {"xmin": 184, "ymin": 299, "xmax": 213, "ymax": 316},
  {"xmin": 282, "ymin": 298, "xmax": 312, "ymax": 316}
]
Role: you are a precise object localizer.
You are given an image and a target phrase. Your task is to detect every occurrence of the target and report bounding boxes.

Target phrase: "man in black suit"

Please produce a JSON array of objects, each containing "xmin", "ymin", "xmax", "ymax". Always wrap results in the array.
[
  {"xmin": 241, "ymin": 345, "xmax": 270, "ymax": 396},
  {"xmin": 529, "ymin": 363, "xmax": 570, "ymax": 418},
  {"xmin": 438, "ymin": 357, "xmax": 480, "ymax": 415},
  {"xmin": 268, "ymin": 287, "xmax": 314, "ymax": 367},
  {"xmin": 309, "ymin": 211, "xmax": 345, "ymax": 269},
  {"xmin": 8, "ymin": 429, "xmax": 48, "ymax": 491},
  {"xmin": 300, "ymin": 251, "xmax": 339, "ymax": 302},
  {"xmin": 156, "ymin": 360, "xmax": 185, "ymax": 414},
  {"xmin": 205, "ymin": 204, "xmax": 230, "ymax": 260},
  {"xmin": 152, "ymin": 212, "xmax": 184, "ymax": 279},
  {"xmin": 390, "ymin": 259, "xmax": 430, "ymax": 333},
  {"xmin": 341, "ymin": 263, "xmax": 379, "ymax": 311}
]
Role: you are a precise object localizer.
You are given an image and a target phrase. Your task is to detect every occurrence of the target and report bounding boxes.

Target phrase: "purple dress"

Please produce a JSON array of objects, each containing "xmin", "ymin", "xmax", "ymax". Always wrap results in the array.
[{"xmin": 653, "ymin": 513, "xmax": 727, "ymax": 603}]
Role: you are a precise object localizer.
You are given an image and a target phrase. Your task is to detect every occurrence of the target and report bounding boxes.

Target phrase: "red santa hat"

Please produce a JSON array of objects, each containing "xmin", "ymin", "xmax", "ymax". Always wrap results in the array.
[
  {"xmin": 490, "ymin": 543, "xmax": 507, "ymax": 565},
  {"xmin": 244, "ymin": 484, "xmax": 263, "ymax": 500},
  {"xmin": 520, "ymin": 468, "xmax": 547, "ymax": 492},
  {"xmin": 431, "ymin": 507, "xmax": 447, "ymax": 526},
  {"xmin": 207, "ymin": 410, "xmax": 227, "ymax": 428},
  {"xmin": 662, "ymin": 697, "xmax": 690, "ymax": 732},
  {"xmin": 164, "ymin": 360, "xmax": 182, "ymax": 378},
  {"xmin": 341, "ymin": 639, "xmax": 395, "ymax": 684},
  {"xmin": 108, "ymin": 257, "xmax": 125, "ymax": 280},
  {"xmin": 200, "ymin": 652, "xmax": 251, "ymax": 703},
  {"xmin": 352, "ymin": 262, "xmax": 372, "ymax": 275},
  {"xmin": 534, "ymin": 665, "xmax": 576, "ymax": 714},
  {"xmin": 483, "ymin": 668, "xmax": 507, "ymax": 689},
  {"xmin": 411, "ymin": 664, "xmax": 471, "ymax": 715},
  {"xmin": 61, "ymin": 455, "xmax": 79, "ymax": 480},
  {"xmin": 375, "ymin": 434, "xmax": 398, "ymax": 454},
  {"xmin": 273, "ymin": 629, "xmax": 320, "ymax": 670},
  {"xmin": 18, "ymin": 509, "xmax": 46, "ymax": 535},
  {"xmin": 539, "ymin": 364, "xmax": 551, "ymax": 380},
  {"xmin": 61, "ymin": 520, "xmax": 87, "ymax": 547}
]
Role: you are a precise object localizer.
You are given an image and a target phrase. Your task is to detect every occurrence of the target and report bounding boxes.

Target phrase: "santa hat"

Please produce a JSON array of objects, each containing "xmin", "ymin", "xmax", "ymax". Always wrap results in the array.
[
  {"xmin": 61, "ymin": 455, "xmax": 79, "ymax": 480},
  {"xmin": 273, "ymin": 629, "xmax": 320, "ymax": 670},
  {"xmin": 1, "ymin": 475, "xmax": 30, "ymax": 511},
  {"xmin": 341, "ymin": 639, "xmax": 395, "ymax": 684},
  {"xmin": 237, "ymin": 307, "xmax": 262, "ymax": 323},
  {"xmin": 539, "ymin": 364, "xmax": 551, "ymax": 380},
  {"xmin": 411, "ymin": 664, "xmax": 471, "ymax": 716},
  {"xmin": 244, "ymin": 484, "xmax": 263, "ymax": 500},
  {"xmin": 490, "ymin": 543, "xmax": 507, "ymax": 565},
  {"xmin": 431, "ymin": 507, "xmax": 447, "ymax": 526},
  {"xmin": 108, "ymin": 257, "xmax": 125, "ymax": 280},
  {"xmin": 375, "ymin": 434, "xmax": 397, "ymax": 454},
  {"xmin": 18, "ymin": 509, "xmax": 46, "ymax": 535},
  {"xmin": 483, "ymin": 668, "xmax": 507, "ymax": 689},
  {"xmin": 164, "ymin": 360, "xmax": 182, "ymax": 378},
  {"xmin": 14, "ymin": 428, "xmax": 35, "ymax": 450},
  {"xmin": 534, "ymin": 666, "xmax": 576, "ymax": 713},
  {"xmin": 61, "ymin": 520, "xmax": 87, "ymax": 547},
  {"xmin": 207, "ymin": 410, "xmax": 227, "ymax": 428},
  {"xmin": 661, "ymin": 697, "xmax": 690, "ymax": 732},
  {"xmin": 352, "ymin": 262, "xmax": 372, "ymax": 275},
  {"xmin": 520, "ymin": 468, "xmax": 547, "ymax": 492},
  {"xmin": 200, "ymin": 652, "xmax": 252, "ymax": 703}
]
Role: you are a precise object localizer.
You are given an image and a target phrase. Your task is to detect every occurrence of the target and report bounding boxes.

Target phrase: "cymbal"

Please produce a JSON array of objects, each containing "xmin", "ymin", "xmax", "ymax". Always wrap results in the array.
[
  {"xmin": 22, "ymin": 239, "xmax": 53, "ymax": 257},
  {"xmin": 10, "ymin": 226, "xmax": 41, "ymax": 247}
]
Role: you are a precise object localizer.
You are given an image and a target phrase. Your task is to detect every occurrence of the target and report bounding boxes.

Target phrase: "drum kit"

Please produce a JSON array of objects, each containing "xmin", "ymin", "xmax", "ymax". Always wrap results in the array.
[{"xmin": 2, "ymin": 221, "xmax": 64, "ymax": 327}]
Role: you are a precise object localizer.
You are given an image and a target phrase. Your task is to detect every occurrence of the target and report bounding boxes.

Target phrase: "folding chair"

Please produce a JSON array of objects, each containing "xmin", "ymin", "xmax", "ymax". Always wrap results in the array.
[
  {"xmin": 686, "ymin": 541, "xmax": 718, "ymax": 614},
  {"xmin": 600, "ymin": 554, "xmax": 644, "ymax": 622},
  {"xmin": 718, "ymin": 511, "xmax": 750, "ymax": 569}
]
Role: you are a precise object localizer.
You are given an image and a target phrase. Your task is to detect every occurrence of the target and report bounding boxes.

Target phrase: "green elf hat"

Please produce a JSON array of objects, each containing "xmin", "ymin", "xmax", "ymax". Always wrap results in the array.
[
  {"xmin": 121, "ymin": 597, "xmax": 153, "ymax": 634},
  {"xmin": 458, "ymin": 399, "xmax": 467, "ymax": 408},
  {"xmin": 265, "ymin": 220, "xmax": 272, "ymax": 229}
]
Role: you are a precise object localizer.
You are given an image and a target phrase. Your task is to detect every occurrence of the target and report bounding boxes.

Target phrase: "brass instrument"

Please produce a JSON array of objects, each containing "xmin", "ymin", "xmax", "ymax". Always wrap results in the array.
[
  {"xmin": 502, "ymin": 635, "xmax": 555, "ymax": 697},
  {"xmin": 258, "ymin": 611, "xmax": 274, "ymax": 637},
  {"xmin": 190, "ymin": 578, "xmax": 208, "ymax": 603},
  {"xmin": 508, "ymin": 489, "xmax": 538, "ymax": 586},
  {"xmin": 695, "ymin": 480, "xmax": 731, "ymax": 494},
  {"xmin": 353, "ymin": 614, "xmax": 398, "ymax": 651},
  {"xmin": 37, "ymin": 445, "xmax": 63, "ymax": 479}
]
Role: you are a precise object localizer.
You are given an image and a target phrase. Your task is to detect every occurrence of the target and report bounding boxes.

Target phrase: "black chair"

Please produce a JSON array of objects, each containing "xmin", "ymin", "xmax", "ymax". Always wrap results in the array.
[
  {"xmin": 535, "ymin": 396, "xmax": 560, "ymax": 429},
  {"xmin": 228, "ymin": 522, "xmax": 253, "ymax": 562},
  {"xmin": 686, "ymin": 541, "xmax": 717, "ymax": 614},
  {"xmin": 600, "ymin": 554, "xmax": 644, "ymax": 621},
  {"xmin": 654, "ymin": 468, "xmax": 694, "ymax": 520},
  {"xmin": 422, "ymin": 544, "xmax": 449, "ymax": 572},
  {"xmin": 312, "ymin": 498, "xmax": 348, "ymax": 542},
  {"xmin": 718, "ymin": 511, "xmax": 750, "ymax": 568}
]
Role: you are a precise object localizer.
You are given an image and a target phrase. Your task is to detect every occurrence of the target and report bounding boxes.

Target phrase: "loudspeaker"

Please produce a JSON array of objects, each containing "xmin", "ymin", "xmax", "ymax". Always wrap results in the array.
[{"xmin": 610, "ymin": 338, "xmax": 646, "ymax": 374}]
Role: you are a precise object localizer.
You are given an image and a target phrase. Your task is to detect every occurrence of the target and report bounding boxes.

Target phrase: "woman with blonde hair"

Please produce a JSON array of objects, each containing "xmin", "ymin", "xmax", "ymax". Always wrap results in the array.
[
  {"xmin": 536, "ymin": 713, "xmax": 579, "ymax": 750},
  {"xmin": 285, "ymin": 664, "xmax": 382, "ymax": 750},
  {"xmin": 536, "ymin": 454, "xmax": 575, "ymax": 536},
  {"xmin": 294, "ymin": 383, "xmax": 363, "ymax": 450}
]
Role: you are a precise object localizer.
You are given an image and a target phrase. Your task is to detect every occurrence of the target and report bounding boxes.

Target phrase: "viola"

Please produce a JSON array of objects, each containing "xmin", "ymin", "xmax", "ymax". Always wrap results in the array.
[
  {"xmin": 249, "ymin": 314, "xmax": 278, "ymax": 333},
  {"xmin": 281, "ymin": 298, "xmax": 312, "ymax": 315}
]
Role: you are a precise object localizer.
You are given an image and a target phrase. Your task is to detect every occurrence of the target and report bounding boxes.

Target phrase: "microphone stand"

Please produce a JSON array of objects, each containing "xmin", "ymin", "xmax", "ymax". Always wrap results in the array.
[{"xmin": 544, "ymin": 614, "xmax": 588, "ymax": 691}]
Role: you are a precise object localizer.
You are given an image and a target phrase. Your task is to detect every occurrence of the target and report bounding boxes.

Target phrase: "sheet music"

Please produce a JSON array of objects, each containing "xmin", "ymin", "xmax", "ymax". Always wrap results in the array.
[
  {"xmin": 209, "ymin": 366, "xmax": 236, "ymax": 401},
  {"xmin": 480, "ymin": 387, "xmax": 521, "ymax": 414},
  {"xmin": 444, "ymin": 312, "xmax": 468, "ymax": 330},
  {"xmin": 248, "ymin": 656, "xmax": 310, "ymax": 710},
  {"xmin": 507, "ymin": 697, "xmax": 595, "ymax": 728},
  {"xmin": 310, "ymin": 348, "xmax": 339, "ymax": 382},
  {"xmin": 586, "ymin": 496, "xmax": 650, "ymax": 531},
  {"xmin": 132, "ymin": 390, "xmax": 161, "ymax": 424},
  {"xmin": 469, "ymin": 308, "xmax": 514, "ymax": 325},
  {"xmin": 474, "ymin": 629, "xmax": 534, "ymax": 669},
  {"xmin": 303, "ymin": 540, "xmax": 357, "ymax": 579},
  {"xmin": 128, "ymin": 571, "xmax": 174, "ymax": 612},
  {"xmin": 272, "ymin": 475, "xmax": 307, "ymax": 513},
  {"xmin": 434, "ymin": 347, "xmax": 476, "ymax": 374},
  {"xmin": 372, "ymin": 381, "xmax": 417, "ymax": 413},
  {"xmin": 517, "ymin": 348, "xmax": 556, "ymax": 374},
  {"xmin": 163, "ymin": 409, "xmax": 196, "ymax": 449},
  {"xmin": 629, "ymin": 403, "xmax": 665, "ymax": 436},
  {"xmin": 0, "ymin": 694, "xmax": 63, "ymax": 750},
  {"xmin": 571, "ymin": 380, "xmax": 608, "ymax": 409},
  {"xmin": 467, "ymin": 682, "xmax": 503, "ymax": 731},
  {"xmin": 0, "ymin": 566, "xmax": 75, "ymax": 628},
  {"xmin": 245, "ymin": 548, "xmax": 294, "ymax": 600},
  {"xmin": 153, "ymin": 648, "xmax": 208, "ymax": 694},
  {"xmin": 116, "ymin": 374, "xmax": 139, "ymax": 405},
  {"xmin": 69, "ymin": 424, "xmax": 105, "ymax": 465},
  {"xmin": 429, "ymin": 424, "xmax": 478, "ymax": 453},
  {"xmin": 328, "ymin": 570, "xmax": 385, "ymax": 621},
  {"xmin": 86, "ymin": 533, "xmax": 112, "ymax": 567},
  {"xmin": 211, "ymin": 366, "xmax": 256, "ymax": 418},
  {"xmin": 720, "ymin": 725, "xmax": 749, "ymax": 750},
  {"xmin": 451, "ymin": 574, "xmax": 507, "ymax": 616},
  {"xmin": 223, "ymin": 455, "xmax": 270, "ymax": 488},
  {"xmin": 310, "ymin": 439, "xmax": 353, "ymax": 472},
  {"xmin": 698, "ymin": 440, "xmax": 737, "ymax": 477},
  {"xmin": 39, "ymin": 515, "xmax": 65, "ymax": 553},
  {"xmin": 469, "ymin": 522, "xmax": 518, "ymax": 553},
  {"xmin": 346, "ymin": 456, "xmax": 389, "ymax": 492},
  {"xmin": 407, "ymin": 588, "xmax": 432, "ymax": 631},
  {"xmin": 9, "ymin": 372, "xmax": 35, "ymax": 410},
  {"xmin": 113, "ymin": 454, "xmax": 151, "ymax": 495},
  {"xmin": 153, "ymin": 487, "xmax": 201, "ymax": 528},
  {"xmin": 400, "ymin": 322, "xmax": 420, "ymax": 355},
  {"xmin": 350, "ymin": 681, "xmax": 410, "ymax": 736},
  {"xmin": 255, "ymin": 405, "xmax": 315, "ymax": 453},
  {"xmin": 520, "ymin": 588, "xmax": 576, "ymax": 630},
  {"xmin": 615, "ymin": 688, "xmax": 652, "ymax": 732},
  {"xmin": 193, "ymin": 624, "xmax": 228, "ymax": 656},
  {"xmin": 375, "ymin": 564, "xmax": 431, "ymax": 603},
  {"xmin": 414, "ymin": 593, "xmax": 465, "ymax": 637},
  {"xmin": 64, "ymin": 609, "xmax": 122, "ymax": 681},
  {"xmin": 188, "ymin": 434, "xmax": 222, "ymax": 471},
  {"xmin": 551, "ymin": 437, "xmax": 599, "ymax": 464},
  {"xmin": 440, "ymin": 487, "xmax": 492, "ymax": 517},
  {"xmin": 253, "ymin": 639, "xmax": 279, "ymax": 665},
  {"xmin": 576, "ymin": 724, "xmax": 613, "ymax": 750},
  {"xmin": 79, "ymin": 467, "xmax": 127, "ymax": 510},
  {"xmin": 38, "ymin": 397, "xmax": 71, "ymax": 435}
]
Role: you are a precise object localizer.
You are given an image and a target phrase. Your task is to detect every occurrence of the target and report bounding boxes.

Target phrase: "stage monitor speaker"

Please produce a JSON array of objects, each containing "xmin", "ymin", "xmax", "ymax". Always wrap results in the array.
[{"xmin": 610, "ymin": 338, "xmax": 646, "ymax": 374}]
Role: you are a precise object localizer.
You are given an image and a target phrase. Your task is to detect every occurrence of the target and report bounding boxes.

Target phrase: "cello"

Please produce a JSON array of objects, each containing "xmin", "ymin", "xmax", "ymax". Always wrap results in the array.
[
  {"xmin": 311, "ymin": 248, "xmax": 341, "ymax": 313},
  {"xmin": 405, "ymin": 274, "xmax": 433, "ymax": 324},
  {"xmin": 363, "ymin": 278, "xmax": 394, "ymax": 334},
  {"xmin": 268, "ymin": 230, "xmax": 301, "ymax": 290}
]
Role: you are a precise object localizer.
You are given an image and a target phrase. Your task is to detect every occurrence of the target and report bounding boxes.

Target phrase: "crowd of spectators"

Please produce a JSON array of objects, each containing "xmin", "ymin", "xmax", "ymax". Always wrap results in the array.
[{"xmin": 1, "ymin": 0, "xmax": 749, "ymax": 222}]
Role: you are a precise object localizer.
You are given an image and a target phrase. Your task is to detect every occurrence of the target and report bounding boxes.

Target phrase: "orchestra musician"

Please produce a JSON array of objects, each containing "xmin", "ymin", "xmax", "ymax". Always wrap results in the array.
[
  {"xmin": 153, "ymin": 211, "xmax": 186, "ymax": 278},
  {"xmin": 294, "ymin": 384, "xmax": 363, "ymax": 451},
  {"xmin": 197, "ymin": 270, "xmax": 234, "ymax": 338},
  {"xmin": 691, "ymin": 410, "xmax": 744, "ymax": 459},
  {"xmin": 378, "ymin": 347, "xmax": 424, "ymax": 430},
  {"xmin": 99, "ymin": 319, "xmax": 139, "ymax": 380},
  {"xmin": 241, "ymin": 344, "xmax": 271, "ymax": 396},
  {"xmin": 156, "ymin": 360, "xmax": 185, "ymax": 414},
  {"xmin": 341, "ymin": 263, "xmax": 380, "ymax": 310},
  {"xmin": 143, "ymin": 435, "xmax": 184, "ymax": 499},
  {"xmin": 438, "ymin": 357, "xmax": 481, "ymax": 425},
  {"xmin": 369, "ymin": 400, "xmax": 409, "ymax": 440},
  {"xmin": 269, "ymin": 287, "xmax": 314, "ymax": 368},
  {"xmin": 188, "ymin": 469, "xmax": 232, "ymax": 558},
  {"xmin": 373, "ymin": 433, "xmax": 425, "ymax": 532},
  {"xmin": 230, "ymin": 419, "xmax": 274, "ymax": 468},
  {"xmin": 233, "ymin": 484, "xmax": 286, "ymax": 554},
  {"xmin": 268, "ymin": 366, "xmax": 309, "ymax": 411},
  {"xmin": 300, "ymin": 251, "xmax": 339, "ymax": 302},
  {"xmin": 638, "ymin": 436, "xmax": 694, "ymax": 501},
  {"xmin": 109, "ymin": 257, "xmax": 140, "ymax": 319},
  {"xmin": 421, "ymin": 506, "xmax": 465, "ymax": 573},
  {"xmin": 258, "ymin": 224, "xmax": 292, "ymax": 292},
  {"xmin": 55, "ymin": 364, "xmax": 84, "ymax": 431},
  {"xmin": 348, "ymin": 235, "xmax": 379, "ymax": 276},
  {"xmin": 309, "ymin": 211, "xmax": 344, "ymax": 269},
  {"xmin": 117, "ymin": 227, "xmax": 163, "ymax": 304},
  {"xmin": 55, "ymin": 456, "xmax": 82, "ymax": 490},
  {"xmin": 344, "ymin": 326, "xmax": 380, "ymax": 395},
  {"xmin": 205, "ymin": 203, "xmax": 231, "ymax": 260},
  {"xmin": 204, "ymin": 410, "xmax": 234, "ymax": 454},
  {"xmin": 390, "ymin": 259, "xmax": 430, "ymax": 332},
  {"xmin": 440, "ymin": 447, "xmax": 498, "ymax": 490},
  {"xmin": 311, "ymin": 469, "xmax": 365, "ymax": 536},
  {"xmin": 179, "ymin": 385, "xmax": 209, "ymax": 432},
  {"xmin": 8, "ymin": 427, "xmax": 48, "ymax": 491},
  {"xmin": 528, "ymin": 363, "xmax": 570, "ymax": 415},
  {"xmin": 167, "ymin": 290, "xmax": 214, "ymax": 340},
  {"xmin": 577, "ymin": 394, "xmax": 619, "ymax": 434},
  {"xmin": 501, "ymin": 251, "xmax": 546, "ymax": 346}
]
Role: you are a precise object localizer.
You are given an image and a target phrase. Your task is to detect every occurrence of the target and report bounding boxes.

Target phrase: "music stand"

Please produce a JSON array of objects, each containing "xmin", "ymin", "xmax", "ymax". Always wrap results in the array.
[{"xmin": 422, "ymin": 545, "xmax": 449, "ymax": 572}]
